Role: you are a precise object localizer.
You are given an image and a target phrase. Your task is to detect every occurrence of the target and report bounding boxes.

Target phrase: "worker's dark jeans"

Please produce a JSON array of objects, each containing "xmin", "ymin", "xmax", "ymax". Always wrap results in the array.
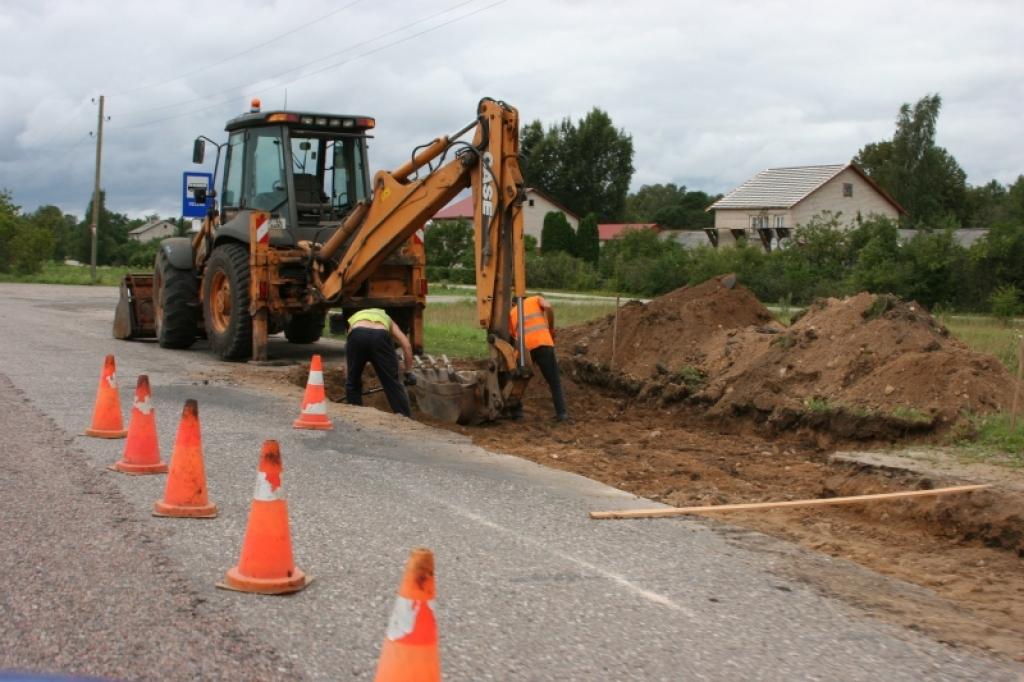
[
  {"xmin": 530, "ymin": 345, "xmax": 568, "ymax": 418},
  {"xmin": 345, "ymin": 328, "xmax": 411, "ymax": 417}
]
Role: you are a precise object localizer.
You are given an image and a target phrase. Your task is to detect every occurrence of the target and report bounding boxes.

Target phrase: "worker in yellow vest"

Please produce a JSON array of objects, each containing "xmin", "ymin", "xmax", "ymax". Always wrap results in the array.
[
  {"xmin": 345, "ymin": 308, "xmax": 414, "ymax": 417},
  {"xmin": 509, "ymin": 295, "xmax": 569, "ymax": 422}
]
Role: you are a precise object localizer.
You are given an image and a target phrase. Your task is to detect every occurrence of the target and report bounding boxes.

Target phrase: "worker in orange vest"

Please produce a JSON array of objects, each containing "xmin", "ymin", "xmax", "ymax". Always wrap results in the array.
[{"xmin": 509, "ymin": 295, "xmax": 569, "ymax": 422}]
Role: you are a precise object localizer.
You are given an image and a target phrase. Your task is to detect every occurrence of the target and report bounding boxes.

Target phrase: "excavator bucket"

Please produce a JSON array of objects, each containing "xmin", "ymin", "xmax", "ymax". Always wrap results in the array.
[
  {"xmin": 113, "ymin": 274, "xmax": 156, "ymax": 340},
  {"xmin": 409, "ymin": 355, "xmax": 482, "ymax": 424}
]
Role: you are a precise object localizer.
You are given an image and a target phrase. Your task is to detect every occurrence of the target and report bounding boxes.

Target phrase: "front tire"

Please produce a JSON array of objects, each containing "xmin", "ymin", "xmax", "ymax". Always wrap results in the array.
[
  {"xmin": 155, "ymin": 250, "xmax": 198, "ymax": 349},
  {"xmin": 284, "ymin": 312, "xmax": 326, "ymax": 344},
  {"xmin": 202, "ymin": 243, "xmax": 252, "ymax": 361}
]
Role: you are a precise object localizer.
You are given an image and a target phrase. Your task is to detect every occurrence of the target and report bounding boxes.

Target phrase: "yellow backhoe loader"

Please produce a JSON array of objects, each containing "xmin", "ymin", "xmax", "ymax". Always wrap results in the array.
[{"xmin": 114, "ymin": 97, "xmax": 531, "ymax": 424}]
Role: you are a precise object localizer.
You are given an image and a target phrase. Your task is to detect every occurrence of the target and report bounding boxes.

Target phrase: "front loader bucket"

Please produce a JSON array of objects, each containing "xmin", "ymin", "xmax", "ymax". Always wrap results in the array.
[
  {"xmin": 409, "ymin": 355, "xmax": 481, "ymax": 424},
  {"xmin": 113, "ymin": 274, "xmax": 156, "ymax": 340}
]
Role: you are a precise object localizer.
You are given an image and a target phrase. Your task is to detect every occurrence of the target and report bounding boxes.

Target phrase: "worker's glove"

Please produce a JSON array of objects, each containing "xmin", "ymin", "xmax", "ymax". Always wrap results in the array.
[{"xmin": 403, "ymin": 372, "xmax": 417, "ymax": 386}]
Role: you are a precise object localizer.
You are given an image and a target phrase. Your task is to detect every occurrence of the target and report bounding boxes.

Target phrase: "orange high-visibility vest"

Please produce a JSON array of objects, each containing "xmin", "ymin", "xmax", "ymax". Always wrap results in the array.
[{"xmin": 510, "ymin": 296, "xmax": 554, "ymax": 351}]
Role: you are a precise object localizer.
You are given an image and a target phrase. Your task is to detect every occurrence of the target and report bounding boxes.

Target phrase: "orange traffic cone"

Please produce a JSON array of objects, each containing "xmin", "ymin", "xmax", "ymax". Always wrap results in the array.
[
  {"xmin": 221, "ymin": 440, "xmax": 308, "ymax": 594},
  {"xmin": 374, "ymin": 548, "xmax": 440, "ymax": 682},
  {"xmin": 111, "ymin": 375, "xmax": 168, "ymax": 475},
  {"xmin": 294, "ymin": 354, "xmax": 332, "ymax": 430},
  {"xmin": 84, "ymin": 354, "xmax": 127, "ymax": 438},
  {"xmin": 153, "ymin": 400, "xmax": 218, "ymax": 518}
]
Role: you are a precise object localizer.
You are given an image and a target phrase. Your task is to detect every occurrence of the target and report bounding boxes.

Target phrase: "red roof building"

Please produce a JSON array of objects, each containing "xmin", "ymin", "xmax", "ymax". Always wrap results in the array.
[
  {"xmin": 433, "ymin": 195, "xmax": 474, "ymax": 220},
  {"xmin": 430, "ymin": 188, "xmax": 580, "ymax": 242},
  {"xmin": 597, "ymin": 223, "xmax": 661, "ymax": 242}
]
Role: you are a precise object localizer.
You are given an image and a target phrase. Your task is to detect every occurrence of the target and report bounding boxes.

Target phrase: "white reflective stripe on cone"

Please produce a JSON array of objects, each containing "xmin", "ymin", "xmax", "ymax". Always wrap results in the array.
[
  {"xmin": 308, "ymin": 370, "xmax": 324, "ymax": 385},
  {"xmin": 385, "ymin": 597, "xmax": 435, "ymax": 641},
  {"xmin": 254, "ymin": 470, "xmax": 282, "ymax": 501},
  {"xmin": 133, "ymin": 397, "xmax": 153, "ymax": 415},
  {"xmin": 302, "ymin": 400, "xmax": 327, "ymax": 415}
]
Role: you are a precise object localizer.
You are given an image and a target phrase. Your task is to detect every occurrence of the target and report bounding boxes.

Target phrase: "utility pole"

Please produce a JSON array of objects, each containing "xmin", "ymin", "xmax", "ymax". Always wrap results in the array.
[{"xmin": 90, "ymin": 95, "xmax": 105, "ymax": 283}]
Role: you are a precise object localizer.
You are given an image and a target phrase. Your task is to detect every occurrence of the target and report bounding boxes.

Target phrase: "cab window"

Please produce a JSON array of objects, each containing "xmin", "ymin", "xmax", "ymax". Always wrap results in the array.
[
  {"xmin": 246, "ymin": 128, "xmax": 287, "ymax": 214},
  {"xmin": 331, "ymin": 138, "xmax": 367, "ymax": 210},
  {"xmin": 221, "ymin": 131, "xmax": 244, "ymax": 208}
]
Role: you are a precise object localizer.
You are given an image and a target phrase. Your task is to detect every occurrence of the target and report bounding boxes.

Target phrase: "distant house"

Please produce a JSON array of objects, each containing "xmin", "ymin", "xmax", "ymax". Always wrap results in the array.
[
  {"xmin": 898, "ymin": 228, "xmax": 989, "ymax": 248},
  {"xmin": 128, "ymin": 219, "xmax": 177, "ymax": 243},
  {"xmin": 598, "ymin": 223, "xmax": 662, "ymax": 243},
  {"xmin": 431, "ymin": 187, "xmax": 579, "ymax": 241},
  {"xmin": 708, "ymin": 163, "xmax": 906, "ymax": 250},
  {"xmin": 659, "ymin": 229, "xmax": 713, "ymax": 249}
]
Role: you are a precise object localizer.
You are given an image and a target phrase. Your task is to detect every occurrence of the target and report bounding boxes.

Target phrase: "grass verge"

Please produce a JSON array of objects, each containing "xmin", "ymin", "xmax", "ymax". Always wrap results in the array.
[
  {"xmin": 951, "ymin": 413, "xmax": 1024, "ymax": 467},
  {"xmin": 422, "ymin": 299, "xmax": 617, "ymax": 358},
  {"xmin": 0, "ymin": 262, "xmax": 135, "ymax": 286}
]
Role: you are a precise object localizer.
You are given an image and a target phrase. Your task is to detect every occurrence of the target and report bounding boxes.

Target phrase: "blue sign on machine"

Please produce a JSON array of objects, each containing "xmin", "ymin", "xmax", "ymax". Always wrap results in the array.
[{"xmin": 182, "ymin": 171, "xmax": 213, "ymax": 218}]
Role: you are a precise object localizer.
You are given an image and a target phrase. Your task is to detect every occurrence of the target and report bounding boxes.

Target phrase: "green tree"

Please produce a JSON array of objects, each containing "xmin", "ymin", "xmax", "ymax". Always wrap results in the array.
[
  {"xmin": 523, "ymin": 234, "xmax": 538, "ymax": 254},
  {"xmin": 1005, "ymin": 175, "xmax": 1024, "ymax": 225},
  {"xmin": 76, "ymin": 191, "xmax": 135, "ymax": 266},
  {"xmin": 27, "ymin": 205, "xmax": 78, "ymax": 261},
  {"xmin": 540, "ymin": 211, "xmax": 575, "ymax": 255},
  {"xmin": 425, "ymin": 219, "xmax": 474, "ymax": 269},
  {"xmin": 575, "ymin": 213, "xmax": 600, "ymax": 264},
  {"xmin": 9, "ymin": 222, "xmax": 55, "ymax": 274},
  {"xmin": 0, "ymin": 190, "xmax": 57, "ymax": 275},
  {"xmin": 521, "ymin": 108, "xmax": 634, "ymax": 221},
  {"xmin": 626, "ymin": 183, "xmax": 718, "ymax": 228},
  {"xmin": 964, "ymin": 180, "xmax": 1009, "ymax": 228},
  {"xmin": 0, "ymin": 189, "xmax": 22, "ymax": 272},
  {"xmin": 854, "ymin": 94, "xmax": 968, "ymax": 227}
]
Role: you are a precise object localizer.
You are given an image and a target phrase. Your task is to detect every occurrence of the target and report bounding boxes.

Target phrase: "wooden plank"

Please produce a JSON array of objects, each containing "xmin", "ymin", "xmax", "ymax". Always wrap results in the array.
[{"xmin": 589, "ymin": 484, "xmax": 990, "ymax": 520}]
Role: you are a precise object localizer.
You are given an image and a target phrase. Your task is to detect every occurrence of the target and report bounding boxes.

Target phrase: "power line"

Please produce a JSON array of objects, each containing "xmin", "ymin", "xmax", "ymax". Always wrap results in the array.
[
  {"xmin": 108, "ymin": 0, "xmax": 365, "ymax": 98},
  {"xmin": 113, "ymin": 0, "xmax": 483, "ymax": 121},
  {"xmin": 111, "ymin": 0, "xmax": 505, "ymax": 131},
  {"xmin": 50, "ymin": 98, "xmax": 91, "ymax": 139},
  {"xmin": 65, "ymin": 130, "xmax": 94, "ymax": 155}
]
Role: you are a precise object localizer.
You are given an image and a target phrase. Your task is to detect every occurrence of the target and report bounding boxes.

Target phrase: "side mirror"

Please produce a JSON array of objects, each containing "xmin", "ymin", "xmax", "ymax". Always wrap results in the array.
[
  {"xmin": 193, "ymin": 187, "xmax": 207, "ymax": 205},
  {"xmin": 192, "ymin": 139, "xmax": 206, "ymax": 164}
]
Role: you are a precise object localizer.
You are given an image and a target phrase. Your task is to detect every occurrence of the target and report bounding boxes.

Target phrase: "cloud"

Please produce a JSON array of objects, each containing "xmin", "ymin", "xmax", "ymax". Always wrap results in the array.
[{"xmin": 0, "ymin": 0, "xmax": 1021, "ymax": 219}]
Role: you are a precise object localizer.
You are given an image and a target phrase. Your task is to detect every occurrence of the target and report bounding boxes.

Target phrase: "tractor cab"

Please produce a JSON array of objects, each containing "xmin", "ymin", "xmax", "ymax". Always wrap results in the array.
[{"xmin": 193, "ymin": 99, "xmax": 376, "ymax": 245}]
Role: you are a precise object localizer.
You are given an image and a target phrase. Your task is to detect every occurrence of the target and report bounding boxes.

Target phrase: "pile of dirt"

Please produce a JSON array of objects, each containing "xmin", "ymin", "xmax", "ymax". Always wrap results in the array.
[
  {"xmin": 702, "ymin": 292, "xmax": 1015, "ymax": 433},
  {"xmin": 563, "ymin": 276, "xmax": 1016, "ymax": 438},
  {"xmin": 561, "ymin": 275, "xmax": 779, "ymax": 402}
]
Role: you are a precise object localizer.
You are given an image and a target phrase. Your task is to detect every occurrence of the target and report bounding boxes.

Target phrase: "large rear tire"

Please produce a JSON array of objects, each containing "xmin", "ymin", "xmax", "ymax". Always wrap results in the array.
[
  {"xmin": 155, "ymin": 251, "xmax": 198, "ymax": 349},
  {"xmin": 284, "ymin": 312, "xmax": 325, "ymax": 344},
  {"xmin": 202, "ymin": 243, "xmax": 252, "ymax": 361}
]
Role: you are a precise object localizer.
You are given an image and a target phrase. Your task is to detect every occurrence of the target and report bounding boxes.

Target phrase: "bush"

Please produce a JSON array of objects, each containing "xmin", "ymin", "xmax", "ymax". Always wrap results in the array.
[
  {"xmin": 425, "ymin": 265, "xmax": 475, "ymax": 285},
  {"xmin": 990, "ymin": 285, "xmax": 1021, "ymax": 323},
  {"xmin": 525, "ymin": 251, "xmax": 600, "ymax": 291},
  {"xmin": 8, "ymin": 223, "xmax": 55, "ymax": 275},
  {"xmin": 541, "ymin": 211, "xmax": 575, "ymax": 254}
]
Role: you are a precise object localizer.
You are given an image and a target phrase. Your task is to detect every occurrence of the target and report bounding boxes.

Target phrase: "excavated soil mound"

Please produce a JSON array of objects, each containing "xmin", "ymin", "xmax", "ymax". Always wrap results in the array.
[
  {"xmin": 561, "ymin": 275, "xmax": 778, "ymax": 400},
  {"xmin": 563, "ymin": 276, "xmax": 1016, "ymax": 438},
  {"xmin": 702, "ymin": 292, "xmax": 1015, "ymax": 433}
]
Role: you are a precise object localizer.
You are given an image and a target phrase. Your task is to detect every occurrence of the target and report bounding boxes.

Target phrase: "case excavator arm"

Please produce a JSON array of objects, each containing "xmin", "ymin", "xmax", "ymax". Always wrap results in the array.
[{"xmin": 312, "ymin": 98, "xmax": 530, "ymax": 423}]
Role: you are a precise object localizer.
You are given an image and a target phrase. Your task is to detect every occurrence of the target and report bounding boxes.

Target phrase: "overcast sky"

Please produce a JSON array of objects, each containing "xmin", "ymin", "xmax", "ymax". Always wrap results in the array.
[{"xmin": 1, "ymin": 0, "xmax": 1021, "ymax": 220}]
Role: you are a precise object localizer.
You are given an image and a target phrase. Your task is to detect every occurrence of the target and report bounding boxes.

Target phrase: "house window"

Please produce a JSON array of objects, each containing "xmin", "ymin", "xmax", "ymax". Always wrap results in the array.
[
  {"xmin": 774, "ymin": 215, "xmax": 784, "ymax": 228},
  {"xmin": 750, "ymin": 215, "xmax": 768, "ymax": 229},
  {"xmin": 528, "ymin": 199, "xmax": 535, "ymax": 207},
  {"xmin": 843, "ymin": 183, "xmax": 853, "ymax": 197}
]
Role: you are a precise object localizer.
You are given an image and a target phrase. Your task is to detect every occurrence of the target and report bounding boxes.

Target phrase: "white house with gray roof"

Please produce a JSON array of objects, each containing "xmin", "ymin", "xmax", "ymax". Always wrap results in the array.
[
  {"xmin": 128, "ymin": 218, "xmax": 177, "ymax": 243},
  {"xmin": 707, "ymin": 163, "xmax": 905, "ymax": 250}
]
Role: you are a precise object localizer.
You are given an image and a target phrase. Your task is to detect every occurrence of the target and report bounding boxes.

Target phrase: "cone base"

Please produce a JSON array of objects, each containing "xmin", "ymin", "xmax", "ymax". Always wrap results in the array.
[
  {"xmin": 110, "ymin": 461, "xmax": 168, "ymax": 475},
  {"xmin": 85, "ymin": 427, "xmax": 128, "ymax": 439},
  {"xmin": 153, "ymin": 500, "xmax": 219, "ymax": 518},
  {"xmin": 221, "ymin": 566, "xmax": 308, "ymax": 594},
  {"xmin": 293, "ymin": 418, "xmax": 333, "ymax": 430}
]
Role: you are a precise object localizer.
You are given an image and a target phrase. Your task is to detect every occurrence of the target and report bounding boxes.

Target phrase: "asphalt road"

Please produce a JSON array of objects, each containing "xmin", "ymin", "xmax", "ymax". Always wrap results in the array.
[{"xmin": 0, "ymin": 282, "xmax": 1019, "ymax": 681}]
